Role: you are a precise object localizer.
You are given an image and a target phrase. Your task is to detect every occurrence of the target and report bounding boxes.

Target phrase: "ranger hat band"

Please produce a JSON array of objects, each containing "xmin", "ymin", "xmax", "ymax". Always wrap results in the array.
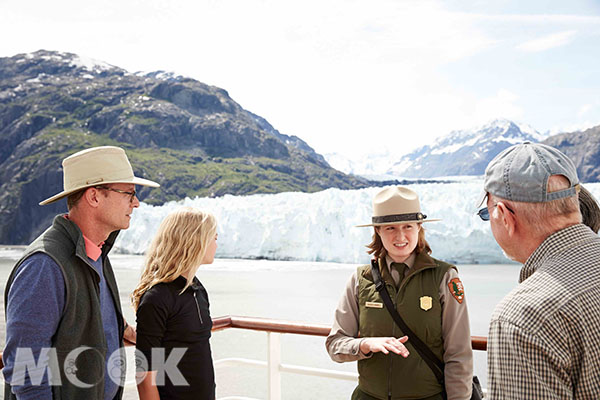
[
  {"xmin": 40, "ymin": 146, "xmax": 160, "ymax": 205},
  {"xmin": 357, "ymin": 186, "xmax": 440, "ymax": 227},
  {"xmin": 477, "ymin": 141, "xmax": 580, "ymax": 207}
]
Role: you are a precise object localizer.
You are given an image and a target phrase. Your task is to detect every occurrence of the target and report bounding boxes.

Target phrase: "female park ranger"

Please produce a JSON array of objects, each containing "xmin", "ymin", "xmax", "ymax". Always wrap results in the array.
[{"xmin": 326, "ymin": 186, "xmax": 473, "ymax": 400}]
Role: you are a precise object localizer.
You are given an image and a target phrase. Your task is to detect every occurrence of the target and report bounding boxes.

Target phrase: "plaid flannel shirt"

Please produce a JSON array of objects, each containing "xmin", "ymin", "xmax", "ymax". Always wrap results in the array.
[{"xmin": 487, "ymin": 224, "xmax": 600, "ymax": 399}]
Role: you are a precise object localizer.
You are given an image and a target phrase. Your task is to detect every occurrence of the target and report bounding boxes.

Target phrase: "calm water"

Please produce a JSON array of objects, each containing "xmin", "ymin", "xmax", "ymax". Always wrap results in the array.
[{"xmin": 0, "ymin": 250, "xmax": 521, "ymax": 399}]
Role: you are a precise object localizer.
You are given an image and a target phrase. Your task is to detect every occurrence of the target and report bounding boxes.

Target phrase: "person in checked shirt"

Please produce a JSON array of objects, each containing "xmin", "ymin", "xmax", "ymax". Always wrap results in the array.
[{"xmin": 477, "ymin": 142, "xmax": 600, "ymax": 398}]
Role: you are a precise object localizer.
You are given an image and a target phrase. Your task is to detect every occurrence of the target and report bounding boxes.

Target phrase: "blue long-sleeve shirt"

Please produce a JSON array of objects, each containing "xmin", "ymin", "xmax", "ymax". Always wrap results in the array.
[
  {"xmin": 3, "ymin": 254, "xmax": 65, "ymax": 399},
  {"xmin": 3, "ymin": 252, "xmax": 120, "ymax": 399}
]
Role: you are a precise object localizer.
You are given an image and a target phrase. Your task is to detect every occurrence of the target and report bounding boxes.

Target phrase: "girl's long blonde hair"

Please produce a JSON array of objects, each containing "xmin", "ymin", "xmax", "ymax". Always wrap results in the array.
[{"xmin": 131, "ymin": 207, "xmax": 217, "ymax": 310}]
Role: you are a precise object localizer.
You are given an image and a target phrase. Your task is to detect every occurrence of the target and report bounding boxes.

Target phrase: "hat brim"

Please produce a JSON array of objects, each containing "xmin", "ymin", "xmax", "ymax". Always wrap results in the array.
[
  {"xmin": 356, "ymin": 218, "xmax": 441, "ymax": 227},
  {"xmin": 39, "ymin": 176, "xmax": 160, "ymax": 206}
]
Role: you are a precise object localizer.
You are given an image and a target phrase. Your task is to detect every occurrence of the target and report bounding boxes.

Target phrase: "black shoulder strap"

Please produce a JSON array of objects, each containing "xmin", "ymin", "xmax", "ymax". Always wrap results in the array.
[{"xmin": 370, "ymin": 259, "xmax": 445, "ymax": 385}]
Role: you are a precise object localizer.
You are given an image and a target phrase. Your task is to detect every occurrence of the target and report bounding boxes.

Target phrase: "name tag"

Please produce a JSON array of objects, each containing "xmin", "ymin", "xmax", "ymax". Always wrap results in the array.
[{"xmin": 365, "ymin": 301, "xmax": 383, "ymax": 309}]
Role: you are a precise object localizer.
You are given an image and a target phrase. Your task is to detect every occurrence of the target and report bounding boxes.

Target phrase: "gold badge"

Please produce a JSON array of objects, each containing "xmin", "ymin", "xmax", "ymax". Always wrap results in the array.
[
  {"xmin": 420, "ymin": 296, "xmax": 433, "ymax": 311},
  {"xmin": 365, "ymin": 301, "xmax": 383, "ymax": 309}
]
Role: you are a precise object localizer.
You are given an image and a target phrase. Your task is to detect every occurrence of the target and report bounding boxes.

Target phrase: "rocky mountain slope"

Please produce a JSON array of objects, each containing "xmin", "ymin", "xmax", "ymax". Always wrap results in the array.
[
  {"xmin": 0, "ymin": 50, "xmax": 370, "ymax": 244},
  {"xmin": 543, "ymin": 125, "xmax": 600, "ymax": 183}
]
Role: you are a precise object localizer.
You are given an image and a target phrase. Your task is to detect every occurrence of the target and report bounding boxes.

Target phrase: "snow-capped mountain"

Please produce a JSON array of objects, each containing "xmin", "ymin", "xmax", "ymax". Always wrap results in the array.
[{"xmin": 387, "ymin": 119, "xmax": 547, "ymax": 178}]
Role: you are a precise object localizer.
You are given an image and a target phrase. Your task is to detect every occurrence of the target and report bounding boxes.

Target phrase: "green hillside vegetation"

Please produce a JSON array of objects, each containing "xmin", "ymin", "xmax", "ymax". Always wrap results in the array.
[{"xmin": 19, "ymin": 127, "xmax": 354, "ymax": 203}]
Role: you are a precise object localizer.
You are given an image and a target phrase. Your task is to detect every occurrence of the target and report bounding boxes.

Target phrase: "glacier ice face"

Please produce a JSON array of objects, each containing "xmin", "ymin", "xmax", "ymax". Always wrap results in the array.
[{"xmin": 115, "ymin": 179, "xmax": 600, "ymax": 265}]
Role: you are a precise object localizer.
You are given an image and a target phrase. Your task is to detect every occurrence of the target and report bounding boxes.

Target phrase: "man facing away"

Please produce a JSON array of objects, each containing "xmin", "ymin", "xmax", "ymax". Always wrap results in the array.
[
  {"xmin": 477, "ymin": 142, "xmax": 600, "ymax": 398},
  {"xmin": 2, "ymin": 146, "xmax": 159, "ymax": 399}
]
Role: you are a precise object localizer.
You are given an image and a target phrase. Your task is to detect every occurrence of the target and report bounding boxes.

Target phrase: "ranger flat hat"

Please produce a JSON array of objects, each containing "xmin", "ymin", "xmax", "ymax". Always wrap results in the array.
[
  {"xmin": 357, "ymin": 186, "xmax": 440, "ymax": 227},
  {"xmin": 40, "ymin": 146, "xmax": 159, "ymax": 205}
]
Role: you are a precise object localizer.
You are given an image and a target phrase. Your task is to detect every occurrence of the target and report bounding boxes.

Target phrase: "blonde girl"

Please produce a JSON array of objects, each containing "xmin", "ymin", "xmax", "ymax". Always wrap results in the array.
[{"xmin": 132, "ymin": 207, "xmax": 218, "ymax": 400}]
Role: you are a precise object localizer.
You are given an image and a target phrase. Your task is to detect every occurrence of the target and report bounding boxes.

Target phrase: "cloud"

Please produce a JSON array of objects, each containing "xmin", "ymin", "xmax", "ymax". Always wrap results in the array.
[
  {"xmin": 516, "ymin": 30, "xmax": 577, "ymax": 52},
  {"xmin": 578, "ymin": 104, "xmax": 593, "ymax": 117},
  {"xmin": 473, "ymin": 13, "xmax": 600, "ymax": 25},
  {"xmin": 473, "ymin": 89, "xmax": 523, "ymax": 123},
  {"xmin": 548, "ymin": 119, "xmax": 600, "ymax": 135}
]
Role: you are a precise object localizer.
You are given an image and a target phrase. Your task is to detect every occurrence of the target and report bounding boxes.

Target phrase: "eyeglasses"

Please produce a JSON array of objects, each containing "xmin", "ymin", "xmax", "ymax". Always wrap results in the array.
[
  {"xmin": 95, "ymin": 186, "xmax": 137, "ymax": 203},
  {"xmin": 477, "ymin": 203, "xmax": 515, "ymax": 221}
]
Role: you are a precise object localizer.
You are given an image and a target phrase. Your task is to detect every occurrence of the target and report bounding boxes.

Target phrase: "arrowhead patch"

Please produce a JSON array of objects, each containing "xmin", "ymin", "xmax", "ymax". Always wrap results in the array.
[{"xmin": 448, "ymin": 278, "xmax": 465, "ymax": 304}]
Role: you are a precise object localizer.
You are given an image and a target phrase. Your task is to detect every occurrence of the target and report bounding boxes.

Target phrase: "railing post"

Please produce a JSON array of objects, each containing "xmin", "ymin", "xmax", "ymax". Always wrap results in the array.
[{"xmin": 267, "ymin": 332, "xmax": 282, "ymax": 400}]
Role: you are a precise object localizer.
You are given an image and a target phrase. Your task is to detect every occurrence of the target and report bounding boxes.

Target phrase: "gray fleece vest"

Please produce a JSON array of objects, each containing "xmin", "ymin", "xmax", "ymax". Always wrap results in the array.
[{"xmin": 4, "ymin": 215, "xmax": 124, "ymax": 400}]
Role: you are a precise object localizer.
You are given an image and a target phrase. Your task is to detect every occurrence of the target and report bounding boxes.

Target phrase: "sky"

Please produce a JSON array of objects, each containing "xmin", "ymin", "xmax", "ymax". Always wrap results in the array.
[{"xmin": 1, "ymin": 0, "xmax": 600, "ymax": 157}]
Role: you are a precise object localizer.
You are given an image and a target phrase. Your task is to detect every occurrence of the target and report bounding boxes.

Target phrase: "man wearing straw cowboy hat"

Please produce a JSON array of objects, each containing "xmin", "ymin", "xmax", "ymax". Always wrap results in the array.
[
  {"xmin": 3, "ymin": 146, "xmax": 159, "ymax": 400},
  {"xmin": 478, "ymin": 142, "xmax": 600, "ymax": 398},
  {"xmin": 327, "ymin": 186, "xmax": 473, "ymax": 400}
]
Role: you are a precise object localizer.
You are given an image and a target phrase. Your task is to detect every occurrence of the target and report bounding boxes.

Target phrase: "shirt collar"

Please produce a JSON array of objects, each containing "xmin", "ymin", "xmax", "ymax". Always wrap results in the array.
[
  {"xmin": 174, "ymin": 275, "xmax": 200, "ymax": 291},
  {"xmin": 386, "ymin": 252, "xmax": 416, "ymax": 270},
  {"xmin": 83, "ymin": 235, "xmax": 104, "ymax": 262},
  {"xmin": 63, "ymin": 214, "xmax": 104, "ymax": 261},
  {"xmin": 520, "ymin": 223, "xmax": 589, "ymax": 283}
]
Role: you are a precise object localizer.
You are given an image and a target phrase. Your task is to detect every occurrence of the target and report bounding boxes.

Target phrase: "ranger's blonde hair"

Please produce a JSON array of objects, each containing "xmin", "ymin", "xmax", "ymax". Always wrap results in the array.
[{"xmin": 131, "ymin": 207, "xmax": 217, "ymax": 310}]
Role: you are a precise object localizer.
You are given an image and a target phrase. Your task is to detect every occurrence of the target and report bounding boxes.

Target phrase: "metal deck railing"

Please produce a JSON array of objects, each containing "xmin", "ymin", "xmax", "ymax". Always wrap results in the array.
[
  {"xmin": 211, "ymin": 315, "xmax": 487, "ymax": 400},
  {"xmin": 0, "ymin": 316, "xmax": 488, "ymax": 399}
]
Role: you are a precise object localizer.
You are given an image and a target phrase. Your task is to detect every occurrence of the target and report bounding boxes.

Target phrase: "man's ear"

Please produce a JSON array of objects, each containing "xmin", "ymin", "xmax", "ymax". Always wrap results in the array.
[
  {"xmin": 82, "ymin": 187, "xmax": 101, "ymax": 208},
  {"xmin": 496, "ymin": 201, "xmax": 516, "ymax": 236}
]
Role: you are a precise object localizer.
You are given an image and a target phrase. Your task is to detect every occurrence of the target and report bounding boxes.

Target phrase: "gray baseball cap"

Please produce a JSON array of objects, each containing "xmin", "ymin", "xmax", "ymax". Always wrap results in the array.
[{"xmin": 477, "ymin": 142, "xmax": 579, "ymax": 207}]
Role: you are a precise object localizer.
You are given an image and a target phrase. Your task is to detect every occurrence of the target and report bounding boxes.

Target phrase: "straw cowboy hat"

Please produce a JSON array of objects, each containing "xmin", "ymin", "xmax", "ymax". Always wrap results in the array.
[
  {"xmin": 357, "ymin": 186, "xmax": 440, "ymax": 227},
  {"xmin": 40, "ymin": 146, "xmax": 160, "ymax": 205}
]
